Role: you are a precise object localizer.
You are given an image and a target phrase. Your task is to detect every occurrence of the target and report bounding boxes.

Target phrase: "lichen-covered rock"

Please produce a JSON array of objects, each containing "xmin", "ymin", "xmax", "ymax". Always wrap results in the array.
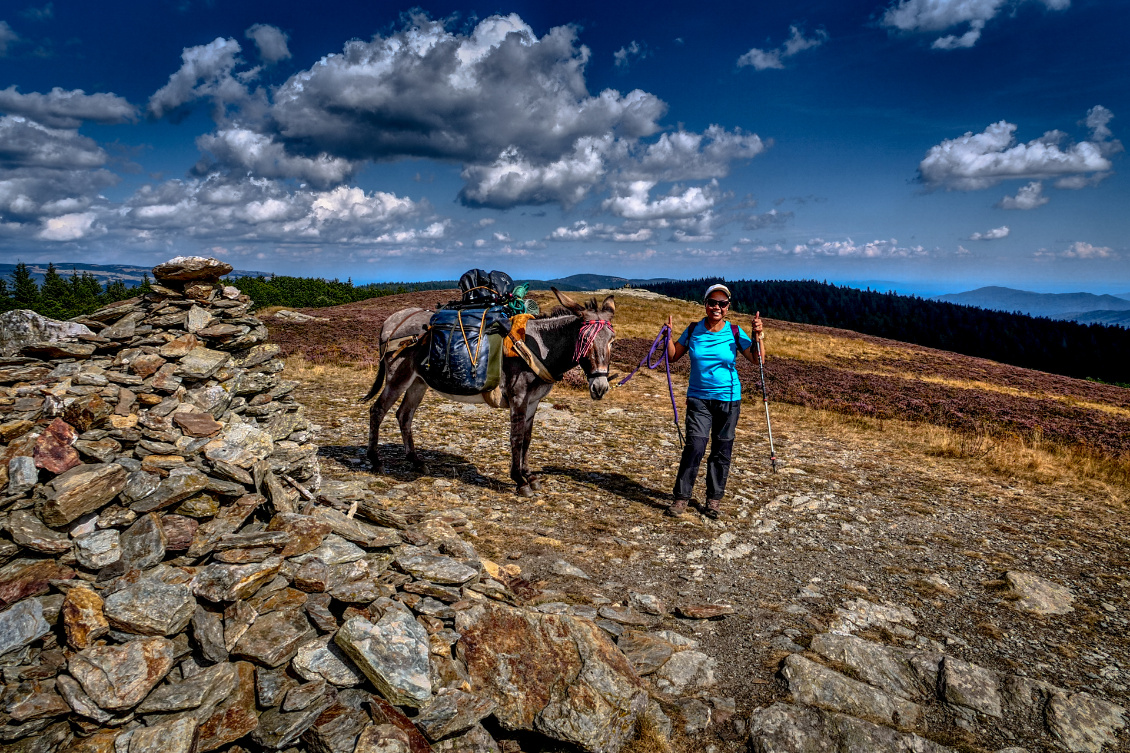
[
  {"xmin": 335, "ymin": 602, "xmax": 432, "ymax": 708},
  {"xmin": 67, "ymin": 636, "xmax": 175, "ymax": 710},
  {"xmin": 102, "ymin": 578, "xmax": 195, "ymax": 636},
  {"xmin": 748, "ymin": 703, "xmax": 954, "ymax": 753},
  {"xmin": 125, "ymin": 714, "xmax": 198, "ymax": 753},
  {"xmin": 0, "ymin": 309, "xmax": 93, "ymax": 357},
  {"xmin": 652, "ymin": 649, "xmax": 717, "ymax": 695},
  {"xmin": 941, "ymin": 656, "xmax": 1003, "ymax": 718},
  {"xmin": 414, "ymin": 689, "xmax": 496, "ymax": 742},
  {"xmin": 395, "ymin": 549, "xmax": 478, "ymax": 585},
  {"xmin": 782, "ymin": 654, "xmax": 922, "ymax": 728},
  {"xmin": 1005, "ymin": 570, "xmax": 1075, "ymax": 616},
  {"xmin": 293, "ymin": 637, "xmax": 366, "ymax": 687},
  {"xmin": 810, "ymin": 632, "xmax": 939, "ymax": 702},
  {"xmin": 37, "ymin": 462, "xmax": 128, "ymax": 527},
  {"xmin": 231, "ymin": 608, "xmax": 315, "ymax": 668},
  {"xmin": 0, "ymin": 598, "xmax": 51, "ymax": 657},
  {"xmin": 191, "ymin": 557, "xmax": 282, "ymax": 603},
  {"xmin": 152, "ymin": 256, "xmax": 234, "ymax": 282},
  {"xmin": 204, "ymin": 422, "xmax": 274, "ymax": 469},
  {"xmin": 1046, "ymin": 690, "xmax": 1126, "ymax": 753},
  {"xmin": 455, "ymin": 600, "xmax": 647, "ymax": 753},
  {"xmin": 61, "ymin": 586, "xmax": 109, "ymax": 649}
]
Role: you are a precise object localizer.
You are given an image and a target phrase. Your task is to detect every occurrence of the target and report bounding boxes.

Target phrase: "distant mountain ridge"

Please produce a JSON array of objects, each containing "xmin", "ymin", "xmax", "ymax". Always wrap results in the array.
[
  {"xmin": 935, "ymin": 286, "xmax": 1130, "ymax": 324},
  {"xmin": 511, "ymin": 274, "xmax": 675, "ymax": 291},
  {"xmin": 0, "ymin": 262, "xmax": 267, "ymax": 285}
]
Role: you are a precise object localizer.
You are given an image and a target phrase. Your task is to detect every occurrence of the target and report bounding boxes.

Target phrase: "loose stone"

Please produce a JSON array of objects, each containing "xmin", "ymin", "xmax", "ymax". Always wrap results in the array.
[
  {"xmin": 103, "ymin": 579, "xmax": 195, "ymax": 636},
  {"xmin": 334, "ymin": 602, "xmax": 432, "ymax": 708},
  {"xmin": 67, "ymin": 636, "xmax": 175, "ymax": 711}
]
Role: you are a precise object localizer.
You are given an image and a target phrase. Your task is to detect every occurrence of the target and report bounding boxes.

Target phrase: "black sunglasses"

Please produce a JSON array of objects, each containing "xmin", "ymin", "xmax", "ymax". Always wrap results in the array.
[{"xmin": 705, "ymin": 299, "xmax": 730, "ymax": 309}]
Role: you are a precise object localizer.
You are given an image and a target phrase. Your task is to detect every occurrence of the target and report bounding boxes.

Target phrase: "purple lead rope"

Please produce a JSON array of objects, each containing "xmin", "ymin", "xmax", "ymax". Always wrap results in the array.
[{"xmin": 618, "ymin": 325, "xmax": 684, "ymax": 447}]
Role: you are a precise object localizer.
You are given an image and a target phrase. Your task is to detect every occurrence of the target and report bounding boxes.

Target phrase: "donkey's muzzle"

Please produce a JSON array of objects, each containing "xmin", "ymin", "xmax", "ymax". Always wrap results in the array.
[{"xmin": 588, "ymin": 376, "xmax": 609, "ymax": 400}]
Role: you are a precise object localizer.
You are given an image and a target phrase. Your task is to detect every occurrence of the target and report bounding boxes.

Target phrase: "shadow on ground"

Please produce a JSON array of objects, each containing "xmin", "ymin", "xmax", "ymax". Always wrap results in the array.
[
  {"xmin": 540, "ymin": 465, "xmax": 672, "ymax": 511},
  {"xmin": 317, "ymin": 446, "xmax": 673, "ymax": 509},
  {"xmin": 317, "ymin": 443, "xmax": 512, "ymax": 491}
]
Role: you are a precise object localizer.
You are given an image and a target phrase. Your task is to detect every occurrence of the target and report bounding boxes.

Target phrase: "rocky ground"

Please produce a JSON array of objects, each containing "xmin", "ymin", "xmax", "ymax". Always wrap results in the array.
[{"xmin": 292, "ymin": 291, "xmax": 1130, "ymax": 752}]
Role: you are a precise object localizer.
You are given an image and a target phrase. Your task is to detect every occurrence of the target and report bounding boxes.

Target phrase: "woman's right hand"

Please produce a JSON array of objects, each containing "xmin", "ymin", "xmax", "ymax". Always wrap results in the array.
[{"xmin": 665, "ymin": 314, "xmax": 673, "ymax": 331}]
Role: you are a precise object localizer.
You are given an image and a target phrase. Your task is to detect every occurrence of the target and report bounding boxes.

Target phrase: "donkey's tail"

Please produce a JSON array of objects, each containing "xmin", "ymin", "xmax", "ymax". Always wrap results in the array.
[{"xmin": 361, "ymin": 359, "xmax": 387, "ymax": 403}]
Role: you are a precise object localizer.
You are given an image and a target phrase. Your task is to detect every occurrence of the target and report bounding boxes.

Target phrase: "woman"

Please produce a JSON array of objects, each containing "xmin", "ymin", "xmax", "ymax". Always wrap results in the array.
[{"xmin": 664, "ymin": 283, "xmax": 764, "ymax": 518}]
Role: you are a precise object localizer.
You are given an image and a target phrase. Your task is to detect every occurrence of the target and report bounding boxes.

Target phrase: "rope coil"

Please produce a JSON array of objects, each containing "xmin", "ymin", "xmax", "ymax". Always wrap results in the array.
[{"xmin": 618, "ymin": 324, "xmax": 684, "ymax": 447}]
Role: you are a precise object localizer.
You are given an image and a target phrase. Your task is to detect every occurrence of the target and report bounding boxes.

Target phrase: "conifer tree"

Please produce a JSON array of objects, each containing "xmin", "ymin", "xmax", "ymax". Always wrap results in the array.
[
  {"xmin": 0, "ymin": 279, "xmax": 12, "ymax": 312},
  {"xmin": 10, "ymin": 263, "xmax": 38, "ymax": 310},
  {"xmin": 38, "ymin": 263, "xmax": 71, "ymax": 318}
]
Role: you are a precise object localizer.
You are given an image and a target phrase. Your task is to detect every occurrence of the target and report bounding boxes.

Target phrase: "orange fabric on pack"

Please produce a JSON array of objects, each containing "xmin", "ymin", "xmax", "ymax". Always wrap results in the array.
[{"xmin": 504, "ymin": 313, "xmax": 535, "ymax": 357}]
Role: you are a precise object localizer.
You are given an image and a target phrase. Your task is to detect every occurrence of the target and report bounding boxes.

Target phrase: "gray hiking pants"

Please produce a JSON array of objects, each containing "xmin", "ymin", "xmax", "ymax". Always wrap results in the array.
[{"xmin": 673, "ymin": 397, "xmax": 741, "ymax": 502}]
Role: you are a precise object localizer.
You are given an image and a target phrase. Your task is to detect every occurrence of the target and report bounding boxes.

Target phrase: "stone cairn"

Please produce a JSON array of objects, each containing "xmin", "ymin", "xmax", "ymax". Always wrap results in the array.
[{"xmin": 0, "ymin": 257, "xmax": 657, "ymax": 753}]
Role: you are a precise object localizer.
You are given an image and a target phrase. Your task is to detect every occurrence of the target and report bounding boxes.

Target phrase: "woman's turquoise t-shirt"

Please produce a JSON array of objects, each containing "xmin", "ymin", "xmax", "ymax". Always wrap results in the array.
[{"xmin": 677, "ymin": 320, "xmax": 754, "ymax": 401}]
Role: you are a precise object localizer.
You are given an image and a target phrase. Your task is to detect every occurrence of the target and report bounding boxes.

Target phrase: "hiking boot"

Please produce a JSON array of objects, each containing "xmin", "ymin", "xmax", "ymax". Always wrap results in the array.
[
  {"xmin": 704, "ymin": 499, "xmax": 722, "ymax": 519},
  {"xmin": 666, "ymin": 498, "xmax": 689, "ymax": 517}
]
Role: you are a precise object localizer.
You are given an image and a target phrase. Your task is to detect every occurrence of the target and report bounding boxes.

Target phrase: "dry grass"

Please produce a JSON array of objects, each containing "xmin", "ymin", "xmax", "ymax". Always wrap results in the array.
[
  {"xmin": 282, "ymin": 355, "xmax": 376, "ymax": 382},
  {"xmin": 622, "ymin": 708, "xmax": 675, "ymax": 753},
  {"xmin": 770, "ymin": 401, "xmax": 1130, "ymax": 499}
]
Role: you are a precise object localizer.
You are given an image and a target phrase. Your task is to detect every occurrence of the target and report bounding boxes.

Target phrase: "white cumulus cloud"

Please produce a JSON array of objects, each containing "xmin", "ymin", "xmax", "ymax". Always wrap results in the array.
[
  {"xmin": 738, "ymin": 25, "xmax": 827, "ymax": 70},
  {"xmin": 603, "ymin": 180, "xmax": 718, "ymax": 220},
  {"xmin": 195, "ymin": 128, "xmax": 355, "ymax": 188},
  {"xmin": 920, "ymin": 111, "xmax": 1116, "ymax": 191},
  {"xmin": 146, "ymin": 13, "xmax": 766, "ymax": 213},
  {"xmin": 548, "ymin": 220, "xmax": 654, "ymax": 242},
  {"xmin": 245, "ymin": 24, "xmax": 290, "ymax": 64},
  {"xmin": 37, "ymin": 211, "xmax": 97, "ymax": 241},
  {"xmin": 614, "ymin": 40, "xmax": 648, "ymax": 68},
  {"xmin": 969, "ymin": 225, "xmax": 1009, "ymax": 240},
  {"xmin": 996, "ymin": 180, "xmax": 1049, "ymax": 209},
  {"xmin": 148, "ymin": 37, "xmax": 251, "ymax": 119},
  {"xmin": 0, "ymin": 86, "xmax": 137, "ymax": 128},
  {"xmin": 778, "ymin": 237, "xmax": 929, "ymax": 258},
  {"xmin": 882, "ymin": 0, "xmax": 1070, "ymax": 50},
  {"xmin": 1061, "ymin": 241, "xmax": 1114, "ymax": 259}
]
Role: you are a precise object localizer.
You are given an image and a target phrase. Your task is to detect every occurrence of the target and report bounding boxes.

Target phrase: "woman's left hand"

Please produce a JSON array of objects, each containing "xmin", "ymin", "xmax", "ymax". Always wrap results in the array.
[{"xmin": 751, "ymin": 311, "xmax": 764, "ymax": 340}]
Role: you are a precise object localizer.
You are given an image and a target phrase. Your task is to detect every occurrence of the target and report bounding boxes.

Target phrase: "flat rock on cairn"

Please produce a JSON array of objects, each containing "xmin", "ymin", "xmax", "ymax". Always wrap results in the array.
[
  {"xmin": 0, "ymin": 257, "xmax": 667, "ymax": 753},
  {"xmin": 151, "ymin": 255, "xmax": 234, "ymax": 282}
]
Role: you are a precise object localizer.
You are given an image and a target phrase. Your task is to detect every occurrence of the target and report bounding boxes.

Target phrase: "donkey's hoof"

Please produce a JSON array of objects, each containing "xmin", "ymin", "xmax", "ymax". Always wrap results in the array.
[
  {"xmin": 366, "ymin": 454, "xmax": 383, "ymax": 473},
  {"xmin": 517, "ymin": 485, "xmax": 536, "ymax": 498}
]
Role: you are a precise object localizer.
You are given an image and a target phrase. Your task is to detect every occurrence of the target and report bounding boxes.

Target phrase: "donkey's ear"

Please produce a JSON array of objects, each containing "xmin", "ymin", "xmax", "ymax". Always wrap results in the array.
[
  {"xmin": 551, "ymin": 287, "xmax": 585, "ymax": 316},
  {"xmin": 601, "ymin": 295, "xmax": 616, "ymax": 315}
]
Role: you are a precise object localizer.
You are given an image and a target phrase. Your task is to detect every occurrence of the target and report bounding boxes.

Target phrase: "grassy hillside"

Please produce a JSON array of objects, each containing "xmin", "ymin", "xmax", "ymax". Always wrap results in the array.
[{"xmin": 270, "ymin": 288, "xmax": 1129, "ymax": 486}]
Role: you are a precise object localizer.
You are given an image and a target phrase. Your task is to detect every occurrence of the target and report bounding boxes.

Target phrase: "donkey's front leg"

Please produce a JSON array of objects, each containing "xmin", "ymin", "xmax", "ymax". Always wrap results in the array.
[
  {"xmin": 521, "ymin": 397, "xmax": 543, "ymax": 491},
  {"xmin": 509, "ymin": 398, "xmax": 536, "ymax": 497}
]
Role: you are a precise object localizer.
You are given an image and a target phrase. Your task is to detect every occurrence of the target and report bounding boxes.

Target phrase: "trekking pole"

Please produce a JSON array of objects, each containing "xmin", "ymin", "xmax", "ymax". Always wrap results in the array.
[{"xmin": 753, "ymin": 336, "xmax": 778, "ymax": 472}]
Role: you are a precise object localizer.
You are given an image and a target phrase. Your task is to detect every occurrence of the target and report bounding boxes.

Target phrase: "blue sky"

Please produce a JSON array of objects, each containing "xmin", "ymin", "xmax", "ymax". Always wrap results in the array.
[{"xmin": 0, "ymin": 0, "xmax": 1126, "ymax": 292}]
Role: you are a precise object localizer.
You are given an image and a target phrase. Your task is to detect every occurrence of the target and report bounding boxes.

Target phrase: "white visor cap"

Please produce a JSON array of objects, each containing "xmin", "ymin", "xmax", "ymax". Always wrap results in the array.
[{"xmin": 704, "ymin": 283, "xmax": 731, "ymax": 300}]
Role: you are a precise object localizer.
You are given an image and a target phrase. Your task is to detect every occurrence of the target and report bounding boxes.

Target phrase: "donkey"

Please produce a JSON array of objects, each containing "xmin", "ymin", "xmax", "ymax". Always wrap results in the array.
[{"xmin": 362, "ymin": 289, "xmax": 616, "ymax": 496}]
